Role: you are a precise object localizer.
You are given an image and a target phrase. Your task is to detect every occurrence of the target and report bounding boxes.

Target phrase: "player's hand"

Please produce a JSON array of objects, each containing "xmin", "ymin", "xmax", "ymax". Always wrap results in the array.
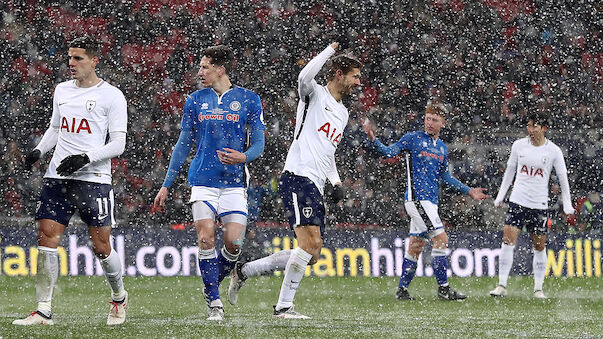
[
  {"xmin": 493, "ymin": 198, "xmax": 504, "ymax": 208},
  {"xmin": 328, "ymin": 184, "xmax": 345, "ymax": 204},
  {"xmin": 563, "ymin": 207, "xmax": 575, "ymax": 216},
  {"xmin": 56, "ymin": 154, "xmax": 90, "ymax": 176},
  {"xmin": 362, "ymin": 118, "xmax": 375, "ymax": 141},
  {"xmin": 24, "ymin": 149, "xmax": 41, "ymax": 170},
  {"xmin": 217, "ymin": 148, "xmax": 246, "ymax": 165},
  {"xmin": 334, "ymin": 35, "xmax": 350, "ymax": 50},
  {"xmin": 469, "ymin": 187, "xmax": 489, "ymax": 201},
  {"xmin": 153, "ymin": 187, "xmax": 169, "ymax": 212}
]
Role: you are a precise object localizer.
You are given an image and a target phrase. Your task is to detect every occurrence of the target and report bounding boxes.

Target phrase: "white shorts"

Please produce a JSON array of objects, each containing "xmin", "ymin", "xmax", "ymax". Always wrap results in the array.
[
  {"xmin": 404, "ymin": 200, "xmax": 445, "ymax": 239},
  {"xmin": 190, "ymin": 186, "xmax": 248, "ymax": 220}
]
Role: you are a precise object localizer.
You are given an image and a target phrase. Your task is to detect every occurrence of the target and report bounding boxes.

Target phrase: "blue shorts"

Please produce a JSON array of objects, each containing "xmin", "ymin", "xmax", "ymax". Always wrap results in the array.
[
  {"xmin": 504, "ymin": 202, "xmax": 550, "ymax": 235},
  {"xmin": 35, "ymin": 178, "xmax": 115, "ymax": 227},
  {"xmin": 279, "ymin": 171, "xmax": 325, "ymax": 236}
]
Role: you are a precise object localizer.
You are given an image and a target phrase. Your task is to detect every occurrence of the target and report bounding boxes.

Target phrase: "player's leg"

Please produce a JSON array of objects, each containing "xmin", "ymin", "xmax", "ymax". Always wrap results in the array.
[
  {"xmin": 274, "ymin": 225, "xmax": 320, "ymax": 319},
  {"xmin": 397, "ymin": 201, "xmax": 433, "ymax": 300},
  {"xmin": 80, "ymin": 182, "xmax": 127, "ymax": 325},
  {"xmin": 491, "ymin": 203, "xmax": 523, "ymax": 297},
  {"xmin": 272, "ymin": 171, "xmax": 322, "ymax": 319},
  {"xmin": 531, "ymin": 213, "xmax": 548, "ymax": 298},
  {"xmin": 14, "ymin": 179, "xmax": 72, "ymax": 326},
  {"xmin": 190, "ymin": 187, "xmax": 223, "ymax": 320},
  {"xmin": 216, "ymin": 187, "xmax": 248, "ymax": 284},
  {"xmin": 228, "ymin": 249, "xmax": 293, "ymax": 305}
]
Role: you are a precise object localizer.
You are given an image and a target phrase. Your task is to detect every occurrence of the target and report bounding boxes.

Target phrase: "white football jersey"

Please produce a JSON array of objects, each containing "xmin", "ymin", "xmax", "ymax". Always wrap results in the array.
[
  {"xmin": 505, "ymin": 137, "xmax": 568, "ymax": 210},
  {"xmin": 44, "ymin": 79, "xmax": 127, "ymax": 184},
  {"xmin": 283, "ymin": 46, "xmax": 347, "ymax": 194}
]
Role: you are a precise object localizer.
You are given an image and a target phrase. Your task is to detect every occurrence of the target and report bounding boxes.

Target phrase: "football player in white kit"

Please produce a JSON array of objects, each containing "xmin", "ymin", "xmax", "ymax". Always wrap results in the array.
[
  {"xmin": 227, "ymin": 40, "xmax": 361, "ymax": 319},
  {"xmin": 14, "ymin": 36, "xmax": 129, "ymax": 325},
  {"xmin": 490, "ymin": 113, "xmax": 574, "ymax": 299}
]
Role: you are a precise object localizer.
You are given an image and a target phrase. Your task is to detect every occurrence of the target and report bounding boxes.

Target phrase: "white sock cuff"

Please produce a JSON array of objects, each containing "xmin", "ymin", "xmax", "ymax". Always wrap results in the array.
[
  {"xmin": 533, "ymin": 248, "xmax": 546, "ymax": 254},
  {"xmin": 221, "ymin": 246, "xmax": 240, "ymax": 262},
  {"xmin": 404, "ymin": 253, "xmax": 418, "ymax": 262},
  {"xmin": 431, "ymin": 248, "xmax": 447, "ymax": 257},
  {"xmin": 199, "ymin": 248, "xmax": 217, "ymax": 259},
  {"xmin": 38, "ymin": 246, "xmax": 58, "ymax": 253},
  {"xmin": 295, "ymin": 247, "xmax": 313, "ymax": 263},
  {"xmin": 100, "ymin": 249, "xmax": 117, "ymax": 263}
]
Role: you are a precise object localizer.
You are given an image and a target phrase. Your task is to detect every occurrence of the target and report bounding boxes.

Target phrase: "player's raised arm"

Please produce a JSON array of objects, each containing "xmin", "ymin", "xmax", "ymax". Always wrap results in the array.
[
  {"xmin": 362, "ymin": 119, "xmax": 408, "ymax": 158},
  {"xmin": 298, "ymin": 42, "xmax": 340, "ymax": 98}
]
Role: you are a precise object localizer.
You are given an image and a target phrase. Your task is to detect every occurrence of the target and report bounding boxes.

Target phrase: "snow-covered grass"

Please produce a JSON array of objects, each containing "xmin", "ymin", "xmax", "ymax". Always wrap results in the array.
[{"xmin": 1, "ymin": 275, "xmax": 601, "ymax": 338}]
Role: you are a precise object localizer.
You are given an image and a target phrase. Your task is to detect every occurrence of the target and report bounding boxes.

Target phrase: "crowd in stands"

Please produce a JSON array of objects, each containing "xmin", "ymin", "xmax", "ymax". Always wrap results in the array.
[{"xmin": 0, "ymin": 0, "xmax": 601, "ymax": 232}]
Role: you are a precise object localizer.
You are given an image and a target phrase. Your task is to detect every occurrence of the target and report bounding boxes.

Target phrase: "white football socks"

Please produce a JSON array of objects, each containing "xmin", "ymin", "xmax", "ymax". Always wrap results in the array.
[
  {"xmin": 242, "ymin": 250, "xmax": 293, "ymax": 278},
  {"xmin": 275, "ymin": 247, "xmax": 312, "ymax": 310},
  {"xmin": 36, "ymin": 246, "xmax": 58, "ymax": 316},
  {"xmin": 498, "ymin": 243, "xmax": 515, "ymax": 287},
  {"xmin": 99, "ymin": 249, "xmax": 126, "ymax": 301},
  {"xmin": 533, "ymin": 248, "xmax": 547, "ymax": 292}
]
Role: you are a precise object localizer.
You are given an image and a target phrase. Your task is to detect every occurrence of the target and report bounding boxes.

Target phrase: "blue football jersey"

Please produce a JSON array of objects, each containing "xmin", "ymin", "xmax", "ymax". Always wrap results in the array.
[
  {"xmin": 181, "ymin": 86, "xmax": 265, "ymax": 188},
  {"xmin": 374, "ymin": 131, "xmax": 469, "ymax": 204}
]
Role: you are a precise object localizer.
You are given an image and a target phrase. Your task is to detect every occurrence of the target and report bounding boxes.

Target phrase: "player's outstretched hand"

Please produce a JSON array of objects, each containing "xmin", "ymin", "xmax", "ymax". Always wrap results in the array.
[
  {"xmin": 56, "ymin": 154, "xmax": 90, "ymax": 176},
  {"xmin": 362, "ymin": 118, "xmax": 376, "ymax": 141},
  {"xmin": 217, "ymin": 148, "xmax": 246, "ymax": 165},
  {"xmin": 24, "ymin": 149, "xmax": 41, "ymax": 170},
  {"xmin": 469, "ymin": 187, "xmax": 489, "ymax": 201},
  {"xmin": 153, "ymin": 187, "xmax": 168, "ymax": 212},
  {"xmin": 493, "ymin": 198, "xmax": 504, "ymax": 208}
]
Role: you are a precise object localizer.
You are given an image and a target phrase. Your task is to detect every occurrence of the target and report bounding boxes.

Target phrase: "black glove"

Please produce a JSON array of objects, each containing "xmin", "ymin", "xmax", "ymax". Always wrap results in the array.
[
  {"xmin": 24, "ymin": 149, "xmax": 41, "ymax": 170},
  {"xmin": 56, "ymin": 154, "xmax": 90, "ymax": 176},
  {"xmin": 335, "ymin": 35, "xmax": 350, "ymax": 51},
  {"xmin": 329, "ymin": 184, "xmax": 345, "ymax": 204}
]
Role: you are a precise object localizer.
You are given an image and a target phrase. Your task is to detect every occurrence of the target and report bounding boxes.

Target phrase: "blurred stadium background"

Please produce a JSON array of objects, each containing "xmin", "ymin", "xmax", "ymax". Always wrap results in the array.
[{"xmin": 0, "ymin": 1, "xmax": 601, "ymax": 261}]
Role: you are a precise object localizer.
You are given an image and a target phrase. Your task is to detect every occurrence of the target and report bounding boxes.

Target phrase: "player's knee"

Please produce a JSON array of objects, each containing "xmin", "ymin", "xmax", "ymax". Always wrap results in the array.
[
  {"xmin": 408, "ymin": 239, "xmax": 425, "ymax": 257},
  {"xmin": 198, "ymin": 234, "xmax": 215, "ymax": 249}
]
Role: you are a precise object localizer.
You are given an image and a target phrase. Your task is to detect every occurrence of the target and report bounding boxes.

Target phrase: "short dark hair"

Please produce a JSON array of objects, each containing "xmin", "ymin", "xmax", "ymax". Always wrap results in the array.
[
  {"xmin": 327, "ymin": 55, "xmax": 362, "ymax": 80},
  {"xmin": 202, "ymin": 45, "xmax": 234, "ymax": 73},
  {"xmin": 68, "ymin": 36, "xmax": 100, "ymax": 58},
  {"xmin": 527, "ymin": 112, "xmax": 550, "ymax": 127}
]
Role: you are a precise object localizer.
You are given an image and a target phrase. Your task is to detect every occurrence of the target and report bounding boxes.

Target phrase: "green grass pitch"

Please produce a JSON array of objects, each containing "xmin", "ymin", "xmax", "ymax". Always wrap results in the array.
[{"xmin": 1, "ymin": 275, "xmax": 601, "ymax": 338}]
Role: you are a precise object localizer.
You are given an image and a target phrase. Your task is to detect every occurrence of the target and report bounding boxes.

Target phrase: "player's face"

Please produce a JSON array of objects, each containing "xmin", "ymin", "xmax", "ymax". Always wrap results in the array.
[
  {"xmin": 340, "ymin": 68, "xmax": 361, "ymax": 95},
  {"xmin": 424, "ymin": 113, "xmax": 445, "ymax": 137},
  {"xmin": 198, "ymin": 57, "xmax": 223, "ymax": 88},
  {"xmin": 68, "ymin": 48, "xmax": 98, "ymax": 81},
  {"xmin": 527, "ymin": 120, "xmax": 547, "ymax": 142}
]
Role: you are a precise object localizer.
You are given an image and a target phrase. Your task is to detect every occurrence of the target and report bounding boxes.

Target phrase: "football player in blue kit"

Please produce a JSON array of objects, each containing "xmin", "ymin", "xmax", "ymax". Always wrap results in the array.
[
  {"xmin": 153, "ymin": 45, "xmax": 265, "ymax": 321},
  {"xmin": 363, "ymin": 103, "xmax": 488, "ymax": 300}
]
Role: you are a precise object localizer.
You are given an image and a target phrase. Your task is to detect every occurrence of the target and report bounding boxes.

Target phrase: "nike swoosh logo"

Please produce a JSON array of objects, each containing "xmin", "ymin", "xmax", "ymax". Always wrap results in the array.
[
  {"xmin": 290, "ymin": 280, "xmax": 300, "ymax": 284},
  {"xmin": 58, "ymin": 102, "xmax": 68, "ymax": 106},
  {"xmin": 98, "ymin": 214, "xmax": 108, "ymax": 220},
  {"xmin": 325, "ymin": 106, "xmax": 332, "ymax": 111}
]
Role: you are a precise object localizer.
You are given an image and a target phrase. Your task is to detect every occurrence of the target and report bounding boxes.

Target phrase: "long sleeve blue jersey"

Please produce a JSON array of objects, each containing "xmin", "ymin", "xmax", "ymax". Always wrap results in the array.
[
  {"xmin": 162, "ymin": 86, "xmax": 265, "ymax": 189},
  {"xmin": 371, "ymin": 131, "xmax": 470, "ymax": 205}
]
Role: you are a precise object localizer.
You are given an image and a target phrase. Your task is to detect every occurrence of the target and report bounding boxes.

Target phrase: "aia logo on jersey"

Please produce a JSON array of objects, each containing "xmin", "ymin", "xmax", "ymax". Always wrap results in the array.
[
  {"xmin": 318, "ymin": 122, "xmax": 342, "ymax": 144},
  {"xmin": 61, "ymin": 117, "xmax": 91, "ymax": 134},
  {"xmin": 520, "ymin": 165, "xmax": 544, "ymax": 177}
]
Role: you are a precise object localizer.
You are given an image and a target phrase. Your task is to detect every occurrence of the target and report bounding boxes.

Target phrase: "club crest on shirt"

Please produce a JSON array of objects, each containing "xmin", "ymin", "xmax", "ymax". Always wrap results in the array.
[
  {"xmin": 230, "ymin": 101, "xmax": 241, "ymax": 111},
  {"xmin": 86, "ymin": 100, "xmax": 96, "ymax": 112},
  {"xmin": 422, "ymin": 141, "xmax": 428, "ymax": 147},
  {"xmin": 201, "ymin": 102, "xmax": 209, "ymax": 109},
  {"xmin": 542, "ymin": 156, "xmax": 548, "ymax": 164},
  {"xmin": 302, "ymin": 207, "xmax": 313, "ymax": 218}
]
